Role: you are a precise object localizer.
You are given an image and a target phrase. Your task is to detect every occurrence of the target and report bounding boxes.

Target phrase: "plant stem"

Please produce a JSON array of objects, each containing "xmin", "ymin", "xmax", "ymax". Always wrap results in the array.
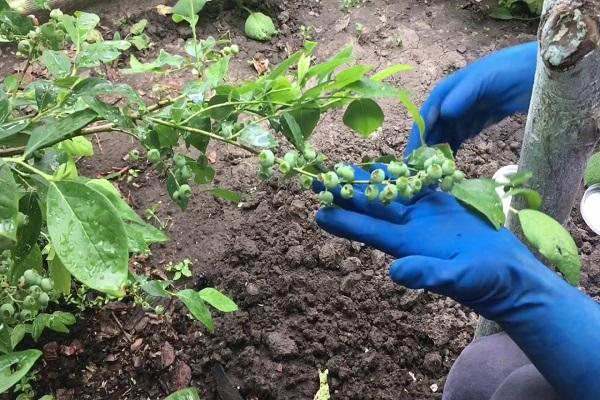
[
  {"xmin": 3, "ymin": 157, "xmax": 54, "ymax": 181},
  {"xmin": 12, "ymin": 52, "xmax": 33, "ymax": 101}
]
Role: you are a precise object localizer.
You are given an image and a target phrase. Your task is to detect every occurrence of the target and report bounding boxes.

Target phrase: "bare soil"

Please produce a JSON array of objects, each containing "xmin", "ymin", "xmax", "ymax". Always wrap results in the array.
[{"xmin": 2, "ymin": 0, "xmax": 599, "ymax": 399}]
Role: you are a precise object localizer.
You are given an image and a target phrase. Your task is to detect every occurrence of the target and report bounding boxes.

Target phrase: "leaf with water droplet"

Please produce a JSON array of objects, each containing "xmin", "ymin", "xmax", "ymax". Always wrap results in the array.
[{"xmin": 46, "ymin": 181, "xmax": 128, "ymax": 296}]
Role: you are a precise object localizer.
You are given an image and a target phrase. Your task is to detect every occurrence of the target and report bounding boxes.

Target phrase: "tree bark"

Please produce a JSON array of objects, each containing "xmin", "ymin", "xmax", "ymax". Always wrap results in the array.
[{"xmin": 475, "ymin": 0, "xmax": 600, "ymax": 338}]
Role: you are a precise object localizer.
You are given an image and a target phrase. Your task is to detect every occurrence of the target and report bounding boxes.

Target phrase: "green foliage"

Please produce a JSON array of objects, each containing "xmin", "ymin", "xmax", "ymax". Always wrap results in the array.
[
  {"xmin": 519, "ymin": 209, "xmax": 581, "ymax": 285},
  {"xmin": 314, "ymin": 369, "xmax": 331, "ymax": 400},
  {"xmin": 584, "ymin": 152, "xmax": 600, "ymax": 187},
  {"xmin": 244, "ymin": 12, "xmax": 277, "ymax": 41},
  {"xmin": 164, "ymin": 387, "xmax": 201, "ymax": 400},
  {"xmin": 491, "ymin": 0, "xmax": 543, "ymax": 20}
]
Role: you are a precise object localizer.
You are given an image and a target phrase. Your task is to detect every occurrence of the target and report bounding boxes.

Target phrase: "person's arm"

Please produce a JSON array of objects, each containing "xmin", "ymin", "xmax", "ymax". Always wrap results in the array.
[
  {"xmin": 406, "ymin": 41, "xmax": 537, "ymax": 154},
  {"xmin": 315, "ymin": 167, "xmax": 600, "ymax": 400}
]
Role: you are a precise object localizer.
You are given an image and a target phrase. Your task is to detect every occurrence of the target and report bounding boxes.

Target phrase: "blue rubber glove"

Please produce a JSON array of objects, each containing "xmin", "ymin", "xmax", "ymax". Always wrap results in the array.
[
  {"xmin": 405, "ymin": 42, "xmax": 538, "ymax": 154},
  {"xmin": 315, "ymin": 168, "xmax": 600, "ymax": 400}
]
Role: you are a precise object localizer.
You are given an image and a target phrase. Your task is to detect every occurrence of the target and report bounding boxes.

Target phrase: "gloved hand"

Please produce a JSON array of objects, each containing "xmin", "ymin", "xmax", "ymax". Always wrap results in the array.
[
  {"xmin": 315, "ymin": 167, "xmax": 600, "ymax": 400},
  {"xmin": 405, "ymin": 42, "xmax": 538, "ymax": 154}
]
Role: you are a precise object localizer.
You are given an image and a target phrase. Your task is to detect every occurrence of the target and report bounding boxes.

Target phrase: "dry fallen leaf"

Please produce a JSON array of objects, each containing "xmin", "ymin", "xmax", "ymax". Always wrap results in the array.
[
  {"xmin": 130, "ymin": 338, "xmax": 144, "ymax": 352},
  {"xmin": 250, "ymin": 57, "xmax": 270, "ymax": 75},
  {"xmin": 161, "ymin": 341, "xmax": 176, "ymax": 368},
  {"xmin": 207, "ymin": 151, "xmax": 218, "ymax": 164},
  {"xmin": 156, "ymin": 5, "xmax": 173, "ymax": 16}
]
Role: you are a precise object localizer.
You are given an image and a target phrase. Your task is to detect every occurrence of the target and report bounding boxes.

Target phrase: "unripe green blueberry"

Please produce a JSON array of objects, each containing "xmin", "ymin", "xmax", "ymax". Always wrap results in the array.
[
  {"xmin": 299, "ymin": 175, "xmax": 314, "ymax": 189},
  {"xmin": 222, "ymin": 46, "xmax": 232, "ymax": 55},
  {"xmin": 432, "ymin": 155, "xmax": 445, "ymax": 165},
  {"xmin": 442, "ymin": 160, "xmax": 456, "ymax": 175},
  {"xmin": 230, "ymin": 44, "xmax": 240, "ymax": 54},
  {"xmin": 179, "ymin": 184, "xmax": 192, "ymax": 199},
  {"xmin": 18, "ymin": 40, "xmax": 31, "ymax": 55},
  {"xmin": 20, "ymin": 310, "xmax": 32, "ymax": 321},
  {"xmin": 379, "ymin": 184, "xmax": 398, "ymax": 204},
  {"xmin": 23, "ymin": 269, "xmax": 40, "ymax": 286},
  {"xmin": 259, "ymin": 166, "xmax": 273, "ymax": 180},
  {"xmin": 370, "ymin": 169, "xmax": 385, "ymax": 184},
  {"xmin": 426, "ymin": 164, "xmax": 443, "ymax": 180},
  {"xmin": 392, "ymin": 162, "xmax": 410, "ymax": 178},
  {"xmin": 23, "ymin": 295, "xmax": 36, "ymax": 310},
  {"xmin": 279, "ymin": 161, "xmax": 292, "ymax": 174},
  {"xmin": 0, "ymin": 303, "xmax": 15, "ymax": 319},
  {"xmin": 172, "ymin": 190, "xmax": 181, "ymax": 200},
  {"xmin": 336, "ymin": 166, "xmax": 355, "ymax": 182},
  {"xmin": 179, "ymin": 165, "xmax": 193, "ymax": 181},
  {"xmin": 323, "ymin": 171, "xmax": 340, "ymax": 190},
  {"xmin": 319, "ymin": 191, "xmax": 334, "ymax": 206},
  {"xmin": 399, "ymin": 186, "xmax": 414, "ymax": 200},
  {"xmin": 49, "ymin": 9, "xmax": 63, "ymax": 20},
  {"xmin": 340, "ymin": 184, "xmax": 355, "ymax": 199},
  {"xmin": 38, "ymin": 292, "xmax": 50, "ymax": 307},
  {"xmin": 424, "ymin": 157, "xmax": 435, "ymax": 170},
  {"xmin": 174, "ymin": 154, "xmax": 187, "ymax": 168},
  {"xmin": 315, "ymin": 154, "xmax": 326, "ymax": 165},
  {"xmin": 453, "ymin": 170, "xmax": 466, "ymax": 182},
  {"xmin": 147, "ymin": 148, "xmax": 161, "ymax": 163},
  {"xmin": 28, "ymin": 285, "xmax": 42, "ymax": 297},
  {"xmin": 155, "ymin": 304, "xmax": 166, "ymax": 315},
  {"xmin": 396, "ymin": 176, "xmax": 409, "ymax": 191},
  {"xmin": 303, "ymin": 146, "xmax": 317, "ymax": 161},
  {"xmin": 40, "ymin": 278, "xmax": 53, "ymax": 292},
  {"xmin": 441, "ymin": 176, "xmax": 454, "ymax": 192},
  {"xmin": 410, "ymin": 178, "xmax": 423, "ymax": 193},
  {"xmin": 365, "ymin": 185, "xmax": 379, "ymax": 201},
  {"xmin": 258, "ymin": 150, "xmax": 275, "ymax": 167},
  {"xmin": 283, "ymin": 151, "xmax": 299, "ymax": 168}
]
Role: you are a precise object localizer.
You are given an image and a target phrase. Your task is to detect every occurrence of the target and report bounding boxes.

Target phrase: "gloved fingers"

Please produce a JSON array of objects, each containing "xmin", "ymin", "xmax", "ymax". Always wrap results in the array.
[
  {"xmin": 389, "ymin": 256, "xmax": 465, "ymax": 298},
  {"xmin": 439, "ymin": 75, "xmax": 483, "ymax": 120},
  {"xmin": 316, "ymin": 208, "xmax": 422, "ymax": 258}
]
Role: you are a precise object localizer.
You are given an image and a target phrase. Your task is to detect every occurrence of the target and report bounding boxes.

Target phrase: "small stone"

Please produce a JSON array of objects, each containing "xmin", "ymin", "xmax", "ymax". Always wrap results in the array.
[
  {"xmin": 246, "ymin": 282, "xmax": 260, "ymax": 296},
  {"xmin": 340, "ymin": 257, "xmax": 362, "ymax": 273},
  {"xmin": 457, "ymin": 45, "xmax": 467, "ymax": 54},
  {"xmin": 266, "ymin": 331, "xmax": 298, "ymax": 359},
  {"xmin": 370, "ymin": 250, "xmax": 387, "ymax": 268},
  {"xmin": 423, "ymin": 352, "xmax": 442, "ymax": 372},
  {"xmin": 340, "ymin": 273, "xmax": 361, "ymax": 295}
]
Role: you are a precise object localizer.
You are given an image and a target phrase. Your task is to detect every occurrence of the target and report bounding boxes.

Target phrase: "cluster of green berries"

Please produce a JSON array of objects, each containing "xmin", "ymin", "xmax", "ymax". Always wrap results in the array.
[
  {"xmin": 257, "ymin": 144, "xmax": 323, "ymax": 184},
  {"xmin": 222, "ymin": 44, "xmax": 240, "ymax": 56},
  {"xmin": 0, "ymin": 269, "xmax": 56, "ymax": 325},
  {"xmin": 316, "ymin": 151, "xmax": 465, "ymax": 206},
  {"xmin": 171, "ymin": 154, "xmax": 193, "ymax": 201}
]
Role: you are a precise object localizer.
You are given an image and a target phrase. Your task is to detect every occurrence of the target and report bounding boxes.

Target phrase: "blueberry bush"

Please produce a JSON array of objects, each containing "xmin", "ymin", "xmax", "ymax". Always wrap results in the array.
[{"xmin": 0, "ymin": 0, "xmax": 580, "ymax": 397}]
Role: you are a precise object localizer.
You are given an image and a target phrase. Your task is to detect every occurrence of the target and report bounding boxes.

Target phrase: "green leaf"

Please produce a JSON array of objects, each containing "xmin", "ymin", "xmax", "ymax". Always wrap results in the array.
[
  {"xmin": 61, "ymin": 12, "xmax": 100, "ymax": 48},
  {"xmin": 198, "ymin": 287, "xmax": 238, "ymax": 312},
  {"xmin": 505, "ymin": 188, "xmax": 542, "ymax": 210},
  {"xmin": 13, "ymin": 193, "xmax": 42, "ymax": 265},
  {"xmin": 490, "ymin": 6, "xmax": 514, "ymax": 20},
  {"xmin": 342, "ymin": 99, "xmax": 384, "ymax": 138},
  {"xmin": 584, "ymin": 152, "xmax": 600, "ymax": 187},
  {"xmin": 209, "ymin": 189, "xmax": 242, "ymax": 203},
  {"xmin": 332, "ymin": 64, "xmax": 372, "ymax": 90},
  {"xmin": 58, "ymin": 136, "xmax": 94, "ymax": 157},
  {"xmin": 76, "ymin": 40, "xmax": 131, "ymax": 68},
  {"xmin": 188, "ymin": 161, "xmax": 215, "ymax": 185},
  {"xmin": 164, "ymin": 388, "xmax": 201, "ymax": 400},
  {"xmin": 0, "ymin": 325, "xmax": 10, "ymax": 354},
  {"xmin": 371, "ymin": 64, "xmax": 412, "ymax": 81},
  {"xmin": 9, "ymin": 325, "xmax": 30, "ymax": 349},
  {"xmin": 0, "ymin": 350, "xmax": 42, "ymax": 394},
  {"xmin": 39, "ymin": 21, "xmax": 65, "ymax": 50},
  {"xmin": 172, "ymin": 0, "xmax": 207, "ymax": 24},
  {"xmin": 41, "ymin": 50, "xmax": 71, "ymax": 79},
  {"xmin": 207, "ymin": 94, "xmax": 234, "ymax": 121},
  {"xmin": 279, "ymin": 112, "xmax": 304, "ymax": 149},
  {"xmin": 46, "ymin": 181, "xmax": 128, "ymax": 297},
  {"xmin": 122, "ymin": 50, "xmax": 185, "ymax": 74},
  {"xmin": 245, "ymin": 12, "xmax": 277, "ymax": 41},
  {"xmin": 25, "ymin": 109, "xmax": 97, "ymax": 158},
  {"xmin": 31, "ymin": 314, "xmax": 50, "ymax": 340},
  {"xmin": 34, "ymin": 81, "xmax": 58, "ymax": 112},
  {"xmin": 130, "ymin": 33, "xmax": 152, "ymax": 51},
  {"xmin": 176, "ymin": 289, "xmax": 214, "ymax": 332},
  {"xmin": 239, "ymin": 124, "xmax": 277, "ymax": 148},
  {"xmin": 288, "ymin": 107, "xmax": 321, "ymax": 139},
  {"xmin": 140, "ymin": 279, "xmax": 172, "ymax": 298},
  {"xmin": 0, "ymin": 88, "xmax": 8, "ymax": 123},
  {"xmin": 305, "ymin": 45, "xmax": 353, "ymax": 82},
  {"xmin": 451, "ymin": 178, "xmax": 506, "ymax": 230},
  {"xmin": 0, "ymin": 120, "xmax": 29, "ymax": 143},
  {"xmin": 0, "ymin": 163, "xmax": 20, "ymax": 242},
  {"xmin": 130, "ymin": 19, "xmax": 148, "ymax": 35},
  {"xmin": 268, "ymin": 51, "xmax": 303, "ymax": 81},
  {"xmin": 48, "ymin": 254, "xmax": 72, "ymax": 295},
  {"xmin": 2, "ymin": 74, "xmax": 18, "ymax": 93},
  {"xmin": 518, "ymin": 209, "xmax": 581, "ymax": 285},
  {"xmin": 31, "ymin": 312, "xmax": 76, "ymax": 340}
]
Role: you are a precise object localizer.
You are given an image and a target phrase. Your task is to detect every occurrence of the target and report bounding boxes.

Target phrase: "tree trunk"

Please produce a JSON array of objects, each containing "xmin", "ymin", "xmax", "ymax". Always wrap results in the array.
[{"xmin": 475, "ymin": 0, "xmax": 600, "ymax": 338}]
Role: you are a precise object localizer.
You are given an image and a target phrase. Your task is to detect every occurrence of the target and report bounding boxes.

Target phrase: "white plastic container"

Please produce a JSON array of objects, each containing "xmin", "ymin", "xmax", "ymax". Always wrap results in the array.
[{"xmin": 581, "ymin": 184, "xmax": 600, "ymax": 235}]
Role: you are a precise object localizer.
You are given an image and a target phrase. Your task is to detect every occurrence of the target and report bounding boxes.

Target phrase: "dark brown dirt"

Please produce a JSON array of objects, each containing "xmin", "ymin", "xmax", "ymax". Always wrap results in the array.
[{"xmin": 3, "ymin": 0, "xmax": 600, "ymax": 400}]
